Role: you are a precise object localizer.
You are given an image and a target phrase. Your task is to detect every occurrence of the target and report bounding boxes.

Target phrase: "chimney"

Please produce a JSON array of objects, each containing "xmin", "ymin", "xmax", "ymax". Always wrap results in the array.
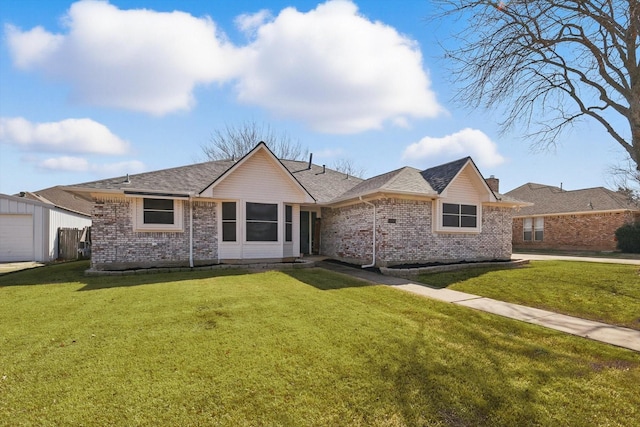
[{"xmin": 486, "ymin": 175, "xmax": 499, "ymax": 193}]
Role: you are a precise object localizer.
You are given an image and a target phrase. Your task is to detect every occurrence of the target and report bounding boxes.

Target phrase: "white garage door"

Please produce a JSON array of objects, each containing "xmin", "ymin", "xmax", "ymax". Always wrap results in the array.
[{"xmin": 0, "ymin": 214, "xmax": 34, "ymax": 262}]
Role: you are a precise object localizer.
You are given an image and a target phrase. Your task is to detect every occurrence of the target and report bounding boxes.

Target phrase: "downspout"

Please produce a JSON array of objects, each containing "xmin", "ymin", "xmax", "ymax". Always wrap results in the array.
[
  {"xmin": 189, "ymin": 196, "xmax": 194, "ymax": 268},
  {"xmin": 359, "ymin": 196, "xmax": 376, "ymax": 268}
]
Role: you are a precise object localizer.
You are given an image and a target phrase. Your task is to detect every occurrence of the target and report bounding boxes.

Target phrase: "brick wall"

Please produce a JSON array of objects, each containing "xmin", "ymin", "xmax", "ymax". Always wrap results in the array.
[
  {"xmin": 91, "ymin": 197, "xmax": 218, "ymax": 270},
  {"xmin": 321, "ymin": 198, "xmax": 513, "ymax": 267},
  {"xmin": 512, "ymin": 211, "xmax": 639, "ymax": 251}
]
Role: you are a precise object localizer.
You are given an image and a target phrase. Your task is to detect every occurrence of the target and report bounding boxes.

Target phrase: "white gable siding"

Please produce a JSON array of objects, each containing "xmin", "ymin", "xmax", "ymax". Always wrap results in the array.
[
  {"xmin": 210, "ymin": 150, "xmax": 308, "ymax": 203},
  {"xmin": 441, "ymin": 167, "xmax": 486, "ymax": 203}
]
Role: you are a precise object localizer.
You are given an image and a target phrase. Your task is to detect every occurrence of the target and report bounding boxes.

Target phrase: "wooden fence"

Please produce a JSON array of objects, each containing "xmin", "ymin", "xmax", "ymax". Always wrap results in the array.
[{"xmin": 58, "ymin": 227, "xmax": 91, "ymax": 260}]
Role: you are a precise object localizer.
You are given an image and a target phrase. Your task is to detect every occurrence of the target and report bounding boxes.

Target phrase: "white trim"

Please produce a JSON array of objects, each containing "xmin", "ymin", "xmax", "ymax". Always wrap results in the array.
[
  {"xmin": 434, "ymin": 199, "xmax": 482, "ymax": 234},
  {"xmin": 132, "ymin": 198, "xmax": 184, "ymax": 232}
]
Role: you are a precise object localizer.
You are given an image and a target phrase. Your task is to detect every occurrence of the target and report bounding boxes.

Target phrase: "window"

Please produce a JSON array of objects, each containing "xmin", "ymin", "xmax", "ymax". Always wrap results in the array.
[
  {"xmin": 534, "ymin": 217, "xmax": 544, "ymax": 241},
  {"xmin": 523, "ymin": 217, "xmax": 544, "ymax": 241},
  {"xmin": 285, "ymin": 205, "xmax": 293, "ymax": 242},
  {"xmin": 143, "ymin": 198, "xmax": 174, "ymax": 224},
  {"xmin": 442, "ymin": 203, "xmax": 477, "ymax": 228},
  {"xmin": 523, "ymin": 218, "xmax": 533, "ymax": 241},
  {"xmin": 134, "ymin": 198, "xmax": 183, "ymax": 231},
  {"xmin": 246, "ymin": 202, "xmax": 278, "ymax": 241},
  {"xmin": 222, "ymin": 202, "xmax": 236, "ymax": 242}
]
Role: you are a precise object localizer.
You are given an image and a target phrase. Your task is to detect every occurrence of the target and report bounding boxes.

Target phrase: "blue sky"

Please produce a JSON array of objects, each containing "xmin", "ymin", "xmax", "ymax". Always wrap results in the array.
[{"xmin": 0, "ymin": 0, "xmax": 630, "ymax": 196}]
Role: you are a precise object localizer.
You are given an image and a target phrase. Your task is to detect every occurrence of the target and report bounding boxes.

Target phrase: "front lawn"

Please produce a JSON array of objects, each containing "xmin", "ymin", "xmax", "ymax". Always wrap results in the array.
[
  {"xmin": 415, "ymin": 260, "xmax": 640, "ymax": 330},
  {"xmin": 1, "ymin": 262, "xmax": 639, "ymax": 426}
]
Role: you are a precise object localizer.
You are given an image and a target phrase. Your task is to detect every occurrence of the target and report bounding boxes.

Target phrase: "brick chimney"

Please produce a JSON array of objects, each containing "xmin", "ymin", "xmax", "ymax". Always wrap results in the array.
[{"xmin": 486, "ymin": 175, "xmax": 499, "ymax": 193}]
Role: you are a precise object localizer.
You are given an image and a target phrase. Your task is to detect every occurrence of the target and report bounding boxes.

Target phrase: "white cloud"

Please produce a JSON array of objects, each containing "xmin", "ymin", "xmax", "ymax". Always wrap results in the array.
[
  {"xmin": 235, "ymin": 10, "xmax": 272, "ymax": 36},
  {"xmin": 4, "ymin": 24, "xmax": 63, "ymax": 70},
  {"xmin": 5, "ymin": 0, "xmax": 443, "ymax": 132},
  {"xmin": 235, "ymin": 0, "xmax": 443, "ymax": 133},
  {"xmin": 38, "ymin": 156, "xmax": 145, "ymax": 175},
  {"xmin": 402, "ymin": 128, "xmax": 506, "ymax": 168},
  {"xmin": 38, "ymin": 156, "xmax": 89, "ymax": 172},
  {"xmin": 5, "ymin": 1, "xmax": 239, "ymax": 115},
  {"xmin": 0, "ymin": 117, "xmax": 129, "ymax": 155}
]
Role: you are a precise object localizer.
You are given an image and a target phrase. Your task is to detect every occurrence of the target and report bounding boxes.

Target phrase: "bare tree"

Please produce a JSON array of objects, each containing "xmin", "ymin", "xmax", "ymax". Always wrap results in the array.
[
  {"xmin": 607, "ymin": 160, "xmax": 640, "ymax": 202},
  {"xmin": 331, "ymin": 158, "xmax": 366, "ymax": 178},
  {"xmin": 202, "ymin": 121, "xmax": 308, "ymax": 161},
  {"xmin": 434, "ymin": 1, "xmax": 640, "ymax": 170}
]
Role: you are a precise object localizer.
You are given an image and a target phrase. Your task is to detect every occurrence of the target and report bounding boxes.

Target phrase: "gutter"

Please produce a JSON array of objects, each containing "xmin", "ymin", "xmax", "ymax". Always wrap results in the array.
[
  {"xmin": 359, "ymin": 196, "xmax": 376, "ymax": 268},
  {"xmin": 189, "ymin": 196, "xmax": 194, "ymax": 268}
]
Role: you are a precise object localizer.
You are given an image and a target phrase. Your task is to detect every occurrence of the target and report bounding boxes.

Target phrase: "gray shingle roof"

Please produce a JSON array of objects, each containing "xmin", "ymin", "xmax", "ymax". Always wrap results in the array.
[
  {"xmin": 506, "ymin": 183, "xmax": 640, "ymax": 215},
  {"xmin": 20, "ymin": 186, "xmax": 93, "ymax": 216},
  {"xmin": 69, "ymin": 158, "xmax": 364, "ymax": 204},
  {"xmin": 420, "ymin": 157, "xmax": 471, "ymax": 194},
  {"xmin": 333, "ymin": 166, "xmax": 437, "ymax": 202}
]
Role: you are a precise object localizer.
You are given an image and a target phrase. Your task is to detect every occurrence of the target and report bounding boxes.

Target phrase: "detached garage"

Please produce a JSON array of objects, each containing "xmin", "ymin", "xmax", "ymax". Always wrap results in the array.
[{"xmin": 0, "ymin": 193, "xmax": 91, "ymax": 262}]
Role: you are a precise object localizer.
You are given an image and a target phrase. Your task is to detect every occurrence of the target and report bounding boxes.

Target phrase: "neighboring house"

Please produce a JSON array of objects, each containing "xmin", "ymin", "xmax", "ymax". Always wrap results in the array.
[
  {"xmin": 67, "ymin": 142, "xmax": 528, "ymax": 271},
  {"xmin": 0, "ymin": 189, "xmax": 92, "ymax": 262},
  {"xmin": 506, "ymin": 183, "xmax": 640, "ymax": 251}
]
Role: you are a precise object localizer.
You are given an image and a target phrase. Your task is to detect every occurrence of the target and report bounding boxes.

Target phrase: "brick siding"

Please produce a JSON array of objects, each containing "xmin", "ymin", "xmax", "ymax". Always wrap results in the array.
[
  {"xmin": 321, "ymin": 198, "xmax": 513, "ymax": 267},
  {"xmin": 91, "ymin": 197, "xmax": 217, "ymax": 270},
  {"xmin": 512, "ymin": 211, "xmax": 639, "ymax": 251}
]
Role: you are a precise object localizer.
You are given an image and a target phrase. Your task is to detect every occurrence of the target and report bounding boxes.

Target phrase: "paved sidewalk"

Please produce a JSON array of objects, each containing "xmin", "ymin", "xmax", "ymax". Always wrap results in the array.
[
  {"xmin": 0, "ymin": 262, "xmax": 45, "ymax": 275},
  {"xmin": 513, "ymin": 252, "xmax": 640, "ymax": 265},
  {"xmin": 318, "ymin": 261, "xmax": 640, "ymax": 353}
]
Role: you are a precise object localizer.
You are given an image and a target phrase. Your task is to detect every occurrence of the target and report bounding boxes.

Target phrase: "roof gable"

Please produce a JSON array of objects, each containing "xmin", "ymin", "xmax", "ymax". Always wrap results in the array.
[
  {"xmin": 199, "ymin": 142, "xmax": 314, "ymax": 202},
  {"xmin": 421, "ymin": 157, "xmax": 497, "ymax": 202}
]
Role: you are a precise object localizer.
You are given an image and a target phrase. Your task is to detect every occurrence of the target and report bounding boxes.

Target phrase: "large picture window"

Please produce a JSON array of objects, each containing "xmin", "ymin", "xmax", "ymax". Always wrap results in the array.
[
  {"xmin": 442, "ymin": 203, "xmax": 477, "ymax": 228},
  {"xmin": 246, "ymin": 202, "xmax": 278, "ymax": 241},
  {"xmin": 143, "ymin": 198, "xmax": 174, "ymax": 224},
  {"xmin": 222, "ymin": 202, "xmax": 237, "ymax": 242}
]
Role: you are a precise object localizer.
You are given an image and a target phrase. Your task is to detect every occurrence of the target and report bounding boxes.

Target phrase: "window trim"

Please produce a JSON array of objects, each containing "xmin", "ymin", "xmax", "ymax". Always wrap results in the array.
[
  {"xmin": 245, "ymin": 202, "xmax": 279, "ymax": 242},
  {"xmin": 285, "ymin": 204, "xmax": 293, "ymax": 242},
  {"xmin": 435, "ymin": 200, "xmax": 481, "ymax": 233},
  {"xmin": 133, "ymin": 197, "xmax": 183, "ymax": 232},
  {"xmin": 221, "ymin": 201, "xmax": 237, "ymax": 242},
  {"xmin": 534, "ymin": 217, "xmax": 544, "ymax": 241},
  {"xmin": 523, "ymin": 217, "xmax": 544, "ymax": 242}
]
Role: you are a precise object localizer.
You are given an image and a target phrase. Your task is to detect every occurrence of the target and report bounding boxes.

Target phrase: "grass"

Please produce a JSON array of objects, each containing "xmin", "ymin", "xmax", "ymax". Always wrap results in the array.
[
  {"xmin": 1, "ymin": 261, "xmax": 639, "ymax": 426},
  {"xmin": 415, "ymin": 260, "xmax": 640, "ymax": 330}
]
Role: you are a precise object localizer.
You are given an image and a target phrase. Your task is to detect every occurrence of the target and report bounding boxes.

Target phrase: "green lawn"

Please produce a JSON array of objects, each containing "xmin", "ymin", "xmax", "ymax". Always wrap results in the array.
[
  {"xmin": 1, "ymin": 261, "xmax": 639, "ymax": 426},
  {"xmin": 415, "ymin": 260, "xmax": 640, "ymax": 330}
]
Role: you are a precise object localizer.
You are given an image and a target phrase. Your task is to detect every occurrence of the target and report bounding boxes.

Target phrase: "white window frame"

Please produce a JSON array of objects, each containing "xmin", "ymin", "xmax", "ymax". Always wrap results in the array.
[
  {"xmin": 245, "ymin": 201, "xmax": 279, "ymax": 243},
  {"xmin": 523, "ymin": 218, "xmax": 533, "ymax": 241},
  {"xmin": 133, "ymin": 197, "xmax": 183, "ymax": 232},
  {"xmin": 534, "ymin": 217, "xmax": 544, "ymax": 241},
  {"xmin": 435, "ymin": 200, "xmax": 481, "ymax": 233},
  {"xmin": 221, "ymin": 201, "xmax": 238, "ymax": 242}
]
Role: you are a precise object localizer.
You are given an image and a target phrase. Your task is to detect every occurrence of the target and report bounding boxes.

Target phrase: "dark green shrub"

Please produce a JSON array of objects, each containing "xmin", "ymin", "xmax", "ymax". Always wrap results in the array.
[{"xmin": 615, "ymin": 222, "xmax": 640, "ymax": 253}]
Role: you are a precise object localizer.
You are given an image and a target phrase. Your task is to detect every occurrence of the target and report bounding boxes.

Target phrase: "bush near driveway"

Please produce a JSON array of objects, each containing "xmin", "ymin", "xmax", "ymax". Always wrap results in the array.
[{"xmin": 0, "ymin": 262, "xmax": 639, "ymax": 426}]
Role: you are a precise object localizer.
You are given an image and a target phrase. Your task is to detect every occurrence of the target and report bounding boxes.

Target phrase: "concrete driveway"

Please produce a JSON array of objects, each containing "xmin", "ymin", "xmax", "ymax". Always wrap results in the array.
[{"xmin": 0, "ymin": 262, "xmax": 45, "ymax": 275}]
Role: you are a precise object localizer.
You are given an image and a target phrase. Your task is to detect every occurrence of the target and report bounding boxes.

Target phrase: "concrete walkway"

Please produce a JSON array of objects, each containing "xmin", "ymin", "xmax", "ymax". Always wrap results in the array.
[
  {"xmin": 513, "ymin": 252, "xmax": 640, "ymax": 265},
  {"xmin": 0, "ymin": 262, "xmax": 45, "ymax": 275},
  {"xmin": 318, "ymin": 261, "xmax": 640, "ymax": 353}
]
